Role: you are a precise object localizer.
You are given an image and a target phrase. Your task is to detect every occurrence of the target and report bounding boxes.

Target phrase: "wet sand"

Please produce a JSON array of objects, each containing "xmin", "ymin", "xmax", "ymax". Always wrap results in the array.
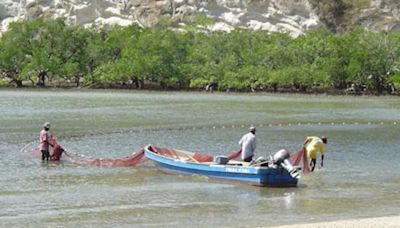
[{"xmin": 271, "ymin": 216, "xmax": 400, "ymax": 228}]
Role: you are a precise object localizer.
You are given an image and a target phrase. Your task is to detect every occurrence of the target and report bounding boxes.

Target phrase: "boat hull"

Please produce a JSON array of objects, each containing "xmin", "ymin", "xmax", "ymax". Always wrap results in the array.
[{"xmin": 144, "ymin": 146, "xmax": 298, "ymax": 187}]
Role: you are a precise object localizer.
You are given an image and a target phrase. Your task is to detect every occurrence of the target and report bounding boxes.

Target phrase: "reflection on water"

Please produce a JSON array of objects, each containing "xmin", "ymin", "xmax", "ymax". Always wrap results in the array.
[{"xmin": 0, "ymin": 90, "xmax": 399, "ymax": 227}]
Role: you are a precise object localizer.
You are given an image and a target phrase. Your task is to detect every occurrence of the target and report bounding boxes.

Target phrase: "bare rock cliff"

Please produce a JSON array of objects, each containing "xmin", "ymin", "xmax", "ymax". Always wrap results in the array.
[{"xmin": 0, "ymin": 0, "xmax": 399, "ymax": 35}]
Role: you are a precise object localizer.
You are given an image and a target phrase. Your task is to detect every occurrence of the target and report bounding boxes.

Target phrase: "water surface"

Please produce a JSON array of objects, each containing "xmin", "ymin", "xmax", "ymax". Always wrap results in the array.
[{"xmin": 0, "ymin": 89, "xmax": 399, "ymax": 227}]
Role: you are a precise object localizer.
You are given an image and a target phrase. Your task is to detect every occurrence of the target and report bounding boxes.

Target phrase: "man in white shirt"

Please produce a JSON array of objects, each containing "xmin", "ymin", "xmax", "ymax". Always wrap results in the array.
[
  {"xmin": 39, "ymin": 122, "xmax": 51, "ymax": 161},
  {"xmin": 238, "ymin": 126, "xmax": 257, "ymax": 162}
]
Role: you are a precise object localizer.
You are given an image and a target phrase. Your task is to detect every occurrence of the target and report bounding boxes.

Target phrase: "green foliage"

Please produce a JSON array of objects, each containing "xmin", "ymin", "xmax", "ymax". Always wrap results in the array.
[
  {"xmin": 0, "ymin": 78, "xmax": 10, "ymax": 87},
  {"xmin": 0, "ymin": 19, "xmax": 39, "ymax": 86},
  {"xmin": 1, "ymin": 18, "xmax": 400, "ymax": 94}
]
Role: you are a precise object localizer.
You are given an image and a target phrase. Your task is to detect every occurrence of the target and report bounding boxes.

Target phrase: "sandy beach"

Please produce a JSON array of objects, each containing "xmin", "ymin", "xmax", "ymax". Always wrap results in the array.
[{"xmin": 271, "ymin": 216, "xmax": 400, "ymax": 228}]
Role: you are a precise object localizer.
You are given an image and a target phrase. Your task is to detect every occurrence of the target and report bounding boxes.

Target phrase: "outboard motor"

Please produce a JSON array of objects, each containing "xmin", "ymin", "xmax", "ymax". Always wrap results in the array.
[{"xmin": 272, "ymin": 149, "xmax": 300, "ymax": 179}]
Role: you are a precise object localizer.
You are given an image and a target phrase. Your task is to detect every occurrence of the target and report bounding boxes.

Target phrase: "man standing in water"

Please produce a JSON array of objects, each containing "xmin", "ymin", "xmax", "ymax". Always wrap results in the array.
[
  {"xmin": 303, "ymin": 136, "xmax": 327, "ymax": 172},
  {"xmin": 239, "ymin": 126, "xmax": 257, "ymax": 162},
  {"xmin": 39, "ymin": 122, "xmax": 52, "ymax": 161}
]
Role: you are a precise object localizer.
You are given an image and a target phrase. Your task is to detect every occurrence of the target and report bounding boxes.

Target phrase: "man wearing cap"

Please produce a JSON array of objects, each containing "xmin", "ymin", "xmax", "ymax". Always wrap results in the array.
[
  {"xmin": 303, "ymin": 136, "xmax": 327, "ymax": 171},
  {"xmin": 39, "ymin": 122, "xmax": 52, "ymax": 161},
  {"xmin": 238, "ymin": 126, "xmax": 257, "ymax": 162}
]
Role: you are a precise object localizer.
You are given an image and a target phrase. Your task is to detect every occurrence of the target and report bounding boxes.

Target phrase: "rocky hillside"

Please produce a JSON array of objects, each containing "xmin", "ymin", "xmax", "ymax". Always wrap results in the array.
[{"xmin": 1, "ymin": 0, "xmax": 400, "ymax": 35}]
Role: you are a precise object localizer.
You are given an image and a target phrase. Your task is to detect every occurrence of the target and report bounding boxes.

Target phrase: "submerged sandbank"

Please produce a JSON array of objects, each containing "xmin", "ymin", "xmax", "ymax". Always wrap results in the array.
[{"xmin": 271, "ymin": 216, "xmax": 400, "ymax": 228}]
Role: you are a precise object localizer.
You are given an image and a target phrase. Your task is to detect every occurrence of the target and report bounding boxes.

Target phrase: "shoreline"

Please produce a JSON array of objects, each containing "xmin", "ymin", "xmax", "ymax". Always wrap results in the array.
[
  {"xmin": 0, "ymin": 86, "xmax": 399, "ymax": 97},
  {"xmin": 270, "ymin": 215, "xmax": 400, "ymax": 228}
]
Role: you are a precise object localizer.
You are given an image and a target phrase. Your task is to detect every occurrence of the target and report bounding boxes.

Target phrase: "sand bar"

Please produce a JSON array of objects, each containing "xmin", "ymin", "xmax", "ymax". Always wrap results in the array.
[{"xmin": 271, "ymin": 215, "xmax": 400, "ymax": 228}]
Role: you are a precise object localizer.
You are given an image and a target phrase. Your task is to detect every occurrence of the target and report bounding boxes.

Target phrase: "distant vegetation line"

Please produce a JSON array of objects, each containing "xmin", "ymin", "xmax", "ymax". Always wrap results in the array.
[{"xmin": 1, "ymin": 18, "xmax": 400, "ymax": 95}]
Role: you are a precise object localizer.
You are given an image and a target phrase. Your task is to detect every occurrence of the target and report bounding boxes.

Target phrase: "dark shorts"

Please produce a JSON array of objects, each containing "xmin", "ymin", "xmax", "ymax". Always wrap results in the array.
[
  {"xmin": 244, "ymin": 156, "xmax": 253, "ymax": 162},
  {"xmin": 41, "ymin": 150, "xmax": 50, "ymax": 160}
]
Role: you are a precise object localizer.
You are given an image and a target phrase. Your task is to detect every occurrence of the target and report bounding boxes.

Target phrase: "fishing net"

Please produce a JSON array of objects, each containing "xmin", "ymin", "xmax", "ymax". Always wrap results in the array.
[
  {"xmin": 22, "ymin": 137, "xmax": 63, "ymax": 161},
  {"xmin": 289, "ymin": 147, "xmax": 310, "ymax": 173},
  {"xmin": 227, "ymin": 149, "xmax": 241, "ymax": 160},
  {"xmin": 22, "ymin": 136, "xmax": 145, "ymax": 167},
  {"xmin": 64, "ymin": 149, "xmax": 145, "ymax": 167},
  {"xmin": 149, "ymin": 145, "xmax": 241, "ymax": 162}
]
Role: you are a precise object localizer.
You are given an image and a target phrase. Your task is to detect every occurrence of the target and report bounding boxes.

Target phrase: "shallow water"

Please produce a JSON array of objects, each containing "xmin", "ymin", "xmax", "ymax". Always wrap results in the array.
[{"xmin": 0, "ymin": 89, "xmax": 399, "ymax": 227}]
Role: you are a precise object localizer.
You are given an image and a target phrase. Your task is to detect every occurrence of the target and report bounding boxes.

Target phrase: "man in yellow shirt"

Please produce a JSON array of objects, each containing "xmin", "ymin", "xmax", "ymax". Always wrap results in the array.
[{"xmin": 303, "ymin": 136, "xmax": 327, "ymax": 172}]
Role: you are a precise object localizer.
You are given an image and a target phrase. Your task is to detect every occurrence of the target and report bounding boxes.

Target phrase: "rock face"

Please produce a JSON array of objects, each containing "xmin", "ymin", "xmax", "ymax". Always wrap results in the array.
[
  {"xmin": 0, "ymin": 0, "xmax": 399, "ymax": 35},
  {"xmin": 361, "ymin": 0, "xmax": 400, "ymax": 31}
]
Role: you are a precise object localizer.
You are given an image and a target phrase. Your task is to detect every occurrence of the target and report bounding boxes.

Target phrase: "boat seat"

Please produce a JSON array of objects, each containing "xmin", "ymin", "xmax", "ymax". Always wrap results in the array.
[
  {"xmin": 202, "ymin": 160, "xmax": 251, "ymax": 167},
  {"xmin": 173, "ymin": 149, "xmax": 199, "ymax": 163},
  {"xmin": 227, "ymin": 160, "xmax": 251, "ymax": 167}
]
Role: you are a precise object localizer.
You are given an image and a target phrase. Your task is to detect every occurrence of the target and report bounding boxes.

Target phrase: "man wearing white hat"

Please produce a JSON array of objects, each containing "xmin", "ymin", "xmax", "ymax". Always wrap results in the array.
[
  {"xmin": 39, "ymin": 122, "xmax": 51, "ymax": 161},
  {"xmin": 238, "ymin": 126, "xmax": 257, "ymax": 162}
]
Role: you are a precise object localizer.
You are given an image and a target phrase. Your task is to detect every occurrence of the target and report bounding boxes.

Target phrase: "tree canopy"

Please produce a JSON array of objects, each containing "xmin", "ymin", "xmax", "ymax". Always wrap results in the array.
[{"xmin": 0, "ymin": 18, "xmax": 399, "ymax": 94}]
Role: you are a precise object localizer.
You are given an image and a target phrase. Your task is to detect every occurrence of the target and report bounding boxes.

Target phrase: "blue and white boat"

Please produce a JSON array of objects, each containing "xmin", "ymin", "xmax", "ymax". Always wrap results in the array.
[{"xmin": 144, "ymin": 145, "xmax": 299, "ymax": 187}]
